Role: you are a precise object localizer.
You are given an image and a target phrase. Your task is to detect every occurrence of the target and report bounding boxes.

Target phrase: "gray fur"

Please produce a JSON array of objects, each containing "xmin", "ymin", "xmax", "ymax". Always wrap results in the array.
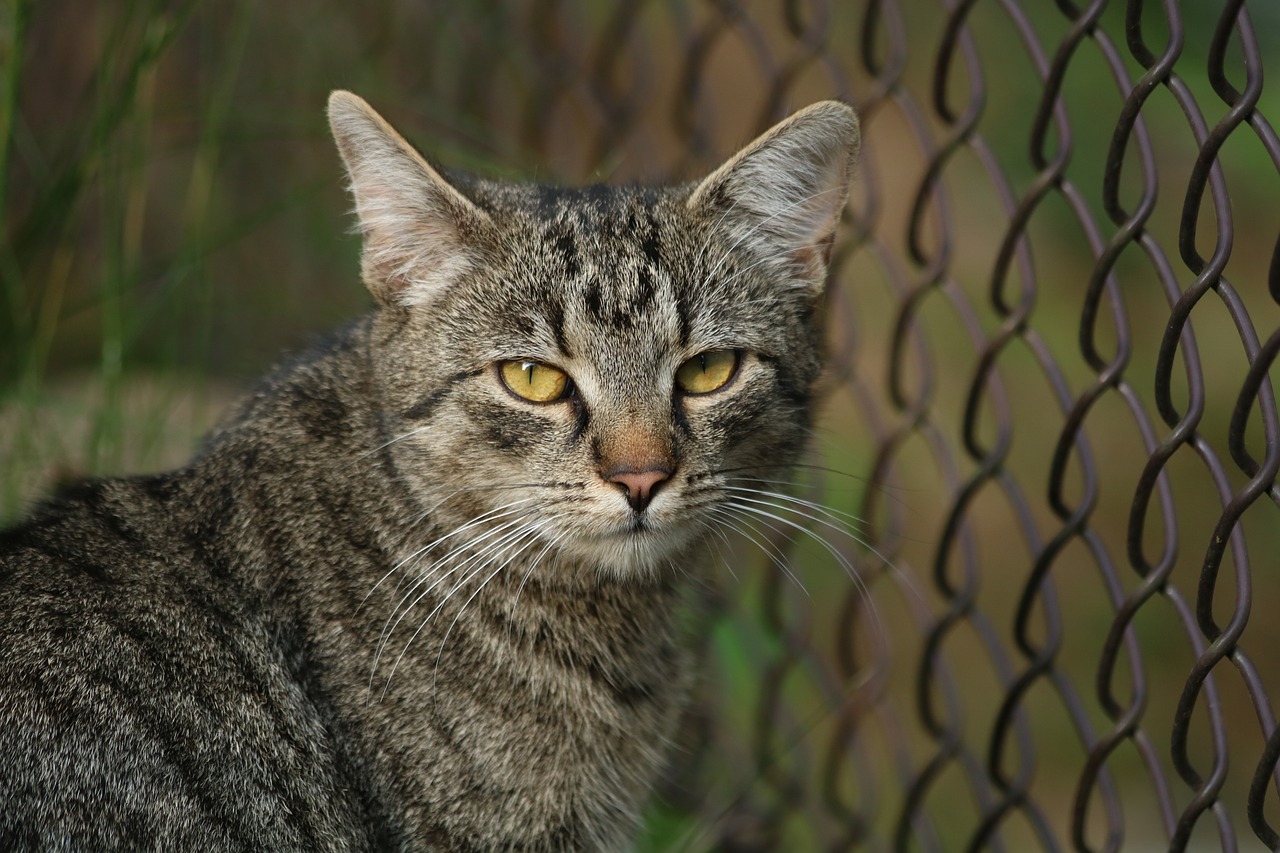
[{"xmin": 0, "ymin": 92, "xmax": 859, "ymax": 851}]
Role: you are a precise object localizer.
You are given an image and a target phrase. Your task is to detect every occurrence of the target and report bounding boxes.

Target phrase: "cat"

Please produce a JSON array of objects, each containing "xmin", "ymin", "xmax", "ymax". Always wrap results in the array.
[{"xmin": 0, "ymin": 91, "xmax": 859, "ymax": 852}]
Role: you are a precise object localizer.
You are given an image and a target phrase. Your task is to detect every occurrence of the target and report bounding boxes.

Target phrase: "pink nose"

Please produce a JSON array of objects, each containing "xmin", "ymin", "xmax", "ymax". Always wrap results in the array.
[{"xmin": 606, "ymin": 468, "xmax": 671, "ymax": 512}]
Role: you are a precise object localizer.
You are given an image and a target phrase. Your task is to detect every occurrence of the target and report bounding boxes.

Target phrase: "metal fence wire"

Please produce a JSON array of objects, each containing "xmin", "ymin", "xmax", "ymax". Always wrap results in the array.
[
  {"xmin": 444, "ymin": 1, "xmax": 1280, "ymax": 850},
  {"xmin": 7, "ymin": 0, "xmax": 1280, "ymax": 851}
]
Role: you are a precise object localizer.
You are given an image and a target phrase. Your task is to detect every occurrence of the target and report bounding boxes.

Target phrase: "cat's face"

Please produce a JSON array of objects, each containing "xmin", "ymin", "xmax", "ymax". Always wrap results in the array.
[{"xmin": 329, "ymin": 93, "xmax": 859, "ymax": 579}]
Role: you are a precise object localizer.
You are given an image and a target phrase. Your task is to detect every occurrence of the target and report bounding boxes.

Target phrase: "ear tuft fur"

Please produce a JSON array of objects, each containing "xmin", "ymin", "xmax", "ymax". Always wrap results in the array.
[
  {"xmin": 327, "ymin": 91, "xmax": 491, "ymax": 307},
  {"xmin": 689, "ymin": 101, "xmax": 860, "ymax": 291}
]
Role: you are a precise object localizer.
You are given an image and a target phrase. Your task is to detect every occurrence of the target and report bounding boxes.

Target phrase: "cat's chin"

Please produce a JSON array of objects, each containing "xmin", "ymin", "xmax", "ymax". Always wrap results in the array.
[{"xmin": 557, "ymin": 521, "xmax": 702, "ymax": 581}]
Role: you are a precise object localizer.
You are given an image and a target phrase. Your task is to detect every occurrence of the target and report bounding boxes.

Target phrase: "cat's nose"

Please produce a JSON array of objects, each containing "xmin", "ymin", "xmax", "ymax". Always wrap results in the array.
[{"xmin": 605, "ymin": 468, "xmax": 671, "ymax": 512}]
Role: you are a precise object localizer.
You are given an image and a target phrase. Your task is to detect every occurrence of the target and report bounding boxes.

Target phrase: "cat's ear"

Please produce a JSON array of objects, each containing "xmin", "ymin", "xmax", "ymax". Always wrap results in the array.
[
  {"xmin": 328, "ymin": 91, "xmax": 492, "ymax": 307},
  {"xmin": 688, "ymin": 101, "xmax": 860, "ymax": 292}
]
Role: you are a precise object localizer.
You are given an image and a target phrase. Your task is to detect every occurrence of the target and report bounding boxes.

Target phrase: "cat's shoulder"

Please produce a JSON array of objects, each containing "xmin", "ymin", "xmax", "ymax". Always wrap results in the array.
[
  {"xmin": 0, "ymin": 473, "xmax": 198, "ymax": 606},
  {"xmin": 2, "ymin": 474, "xmax": 175, "ymax": 552}
]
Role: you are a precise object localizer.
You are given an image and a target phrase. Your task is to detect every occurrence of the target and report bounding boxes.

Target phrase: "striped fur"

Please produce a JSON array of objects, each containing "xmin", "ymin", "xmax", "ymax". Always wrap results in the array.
[{"xmin": 0, "ymin": 92, "xmax": 858, "ymax": 851}]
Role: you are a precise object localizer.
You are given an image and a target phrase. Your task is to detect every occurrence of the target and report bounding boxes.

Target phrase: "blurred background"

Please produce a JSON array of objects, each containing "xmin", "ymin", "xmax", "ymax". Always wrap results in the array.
[{"xmin": 2, "ymin": 1, "xmax": 1279, "ymax": 850}]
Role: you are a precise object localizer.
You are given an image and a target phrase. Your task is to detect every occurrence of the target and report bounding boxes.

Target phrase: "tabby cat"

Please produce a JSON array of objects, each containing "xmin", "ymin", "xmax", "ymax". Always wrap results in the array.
[{"xmin": 0, "ymin": 92, "xmax": 859, "ymax": 851}]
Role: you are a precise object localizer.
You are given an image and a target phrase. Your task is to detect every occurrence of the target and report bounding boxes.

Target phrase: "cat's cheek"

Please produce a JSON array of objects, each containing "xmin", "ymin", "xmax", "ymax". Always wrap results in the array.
[
  {"xmin": 681, "ymin": 372, "xmax": 777, "ymax": 439},
  {"xmin": 453, "ymin": 394, "xmax": 580, "ymax": 464},
  {"xmin": 718, "ymin": 402, "xmax": 808, "ymax": 478}
]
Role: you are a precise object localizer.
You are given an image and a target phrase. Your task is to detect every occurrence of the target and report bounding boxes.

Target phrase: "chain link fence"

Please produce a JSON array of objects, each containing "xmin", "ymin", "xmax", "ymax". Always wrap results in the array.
[{"xmin": 4, "ymin": 1, "xmax": 1279, "ymax": 850}]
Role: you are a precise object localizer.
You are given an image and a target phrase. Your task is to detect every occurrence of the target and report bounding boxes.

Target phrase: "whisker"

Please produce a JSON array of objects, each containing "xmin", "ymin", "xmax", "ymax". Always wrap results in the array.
[
  {"xmin": 723, "ymin": 487, "xmax": 928, "ymax": 611},
  {"xmin": 723, "ymin": 499, "xmax": 885, "ymax": 640},
  {"xmin": 385, "ymin": 512, "xmax": 537, "ymax": 635},
  {"xmin": 712, "ymin": 462, "xmax": 872, "ymax": 484},
  {"xmin": 718, "ymin": 252, "xmax": 793, "ymax": 291},
  {"xmin": 359, "ymin": 498, "xmax": 538, "ymax": 613},
  {"xmin": 693, "ymin": 516, "xmax": 739, "ymax": 582},
  {"xmin": 358, "ymin": 424, "xmax": 434, "ymax": 459},
  {"xmin": 693, "ymin": 192, "xmax": 746, "ymax": 268},
  {"xmin": 721, "ymin": 481, "xmax": 871, "ymax": 528},
  {"xmin": 722, "ymin": 496, "xmax": 864, "ymax": 579},
  {"xmin": 369, "ymin": 487, "xmax": 584, "ymax": 611},
  {"xmin": 711, "ymin": 463, "xmax": 918, "ymax": 522},
  {"xmin": 413, "ymin": 481, "xmax": 583, "ymax": 525},
  {"xmin": 508, "ymin": 527, "xmax": 571, "ymax": 635},
  {"xmin": 377, "ymin": 516, "xmax": 551, "ymax": 699},
  {"xmin": 706, "ymin": 506, "xmax": 809, "ymax": 598},
  {"xmin": 370, "ymin": 512, "xmax": 544, "ymax": 695},
  {"xmin": 426, "ymin": 516, "xmax": 562, "ymax": 693}
]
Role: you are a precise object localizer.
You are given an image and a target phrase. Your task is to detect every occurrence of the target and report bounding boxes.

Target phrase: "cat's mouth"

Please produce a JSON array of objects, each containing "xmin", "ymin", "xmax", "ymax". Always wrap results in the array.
[
  {"xmin": 626, "ymin": 515, "xmax": 654, "ymax": 534},
  {"xmin": 540, "ymin": 503, "xmax": 706, "ymax": 574},
  {"xmin": 593, "ymin": 516, "xmax": 657, "ymax": 541},
  {"xmin": 597, "ymin": 509, "xmax": 694, "ymax": 545}
]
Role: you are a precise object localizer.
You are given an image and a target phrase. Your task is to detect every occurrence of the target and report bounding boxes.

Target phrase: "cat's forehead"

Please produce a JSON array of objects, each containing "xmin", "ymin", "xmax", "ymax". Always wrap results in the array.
[
  {"xmin": 436, "ymin": 176, "xmax": 792, "ymax": 378},
  {"xmin": 529, "ymin": 187, "xmax": 671, "ymax": 276},
  {"xmin": 459, "ymin": 175, "xmax": 669, "ymax": 216},
  {"xmin": 467, "ymin": 179, "xmax": 679, "ymax": 251},
  {"xmin": 472, "ymin": 180, "xmax": 698, "ymax": 330}
]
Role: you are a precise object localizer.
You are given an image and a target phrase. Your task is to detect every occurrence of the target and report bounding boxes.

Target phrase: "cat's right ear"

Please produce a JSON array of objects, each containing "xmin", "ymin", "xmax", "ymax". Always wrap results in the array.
[{"xmin": 328, "ymin": 91, "xmax": 492, "ymax": 307}]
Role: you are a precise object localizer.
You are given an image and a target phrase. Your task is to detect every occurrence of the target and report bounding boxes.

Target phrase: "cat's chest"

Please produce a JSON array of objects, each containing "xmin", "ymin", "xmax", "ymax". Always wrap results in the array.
[{"xmin": 335, "ymin": 576, "xmax": 693, "ymax": 847}]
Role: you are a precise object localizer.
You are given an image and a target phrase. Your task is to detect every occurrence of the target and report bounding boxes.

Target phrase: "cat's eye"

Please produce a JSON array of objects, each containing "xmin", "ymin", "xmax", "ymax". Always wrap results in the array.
[
  {"xmin": 675, "ymin": 350, "xmax": 739, "ymax": 395},
  {"xmin": 499, "ymin": 360, "xmax": 572, "ymax": 403}
]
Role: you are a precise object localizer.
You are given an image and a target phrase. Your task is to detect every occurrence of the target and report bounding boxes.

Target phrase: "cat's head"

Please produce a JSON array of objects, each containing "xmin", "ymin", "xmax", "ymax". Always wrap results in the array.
[{"xmin": 328, "ymin": 92, "xmax": 858, "ymax": 580}]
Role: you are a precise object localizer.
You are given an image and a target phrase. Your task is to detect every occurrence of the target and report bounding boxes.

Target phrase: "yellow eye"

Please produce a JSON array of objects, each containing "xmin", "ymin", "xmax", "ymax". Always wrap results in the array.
[
  {"xmin": 675, "ymin": 350, "xmax": 739, "ymax": 395},
  {"xmin": 499, "ymin": 360, "xmax": 571, "ymax": 403}
]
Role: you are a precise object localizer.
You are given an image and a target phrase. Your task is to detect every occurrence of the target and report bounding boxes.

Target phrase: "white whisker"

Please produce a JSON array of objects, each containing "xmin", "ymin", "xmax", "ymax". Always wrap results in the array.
[
  {"xmin": 706, "ymin": 505, "xmax": 809, "ymax": 597},
  {"xmin": 431, "ymin": 514, "xmax": 570, "ymax": 689},
  {"xmin": 718, "ymin": 251, "xmax": 794, "ymax": 291},
  {"xmin": 359, "ymin": 498, "xmax": 538, "ymax": 613},
  {"xmin": 358, "ymin": 424, "xmax": 434, "ymax": 459},
  {"xmin": 722, "ymin": 485, "xmax": 927, "ymax": 611},
  {"xmin": 726, "ymin": 500, "xmax": 883, "ymax": 637},
  {"xmin": 693, "ymin": 192, "xmax": 746, "ymax": 268},
  {"xmin": 508, "ymin": 527, "xmax": 571, "ymax": 637},
  {"xmin": 722, "ymin": 481, "xmax": 871, "ymax": 528},
  {"xmin": 370, "ymin": 511, "xmax": 546, "ymax": 697}
]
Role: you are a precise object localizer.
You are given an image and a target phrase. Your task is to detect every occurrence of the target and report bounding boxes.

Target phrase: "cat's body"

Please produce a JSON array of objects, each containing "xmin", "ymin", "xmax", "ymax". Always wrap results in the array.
[{"xmin": 0, "ymin": 93, "xmax": 858, "ymax": 851}]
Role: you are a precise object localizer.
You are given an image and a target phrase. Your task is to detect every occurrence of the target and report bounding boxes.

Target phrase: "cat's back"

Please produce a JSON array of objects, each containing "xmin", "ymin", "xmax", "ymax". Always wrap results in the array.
[
  {"xmin": 0, "ymin": 476, "xmax": 204, "ymax": 676},
  {"xmin": 0, "ymin": 478, "xmax": 392, "ymax": 852},
  {"xmin": 0, "ymin": 475, "xmax": 233, "ymax": 668}
]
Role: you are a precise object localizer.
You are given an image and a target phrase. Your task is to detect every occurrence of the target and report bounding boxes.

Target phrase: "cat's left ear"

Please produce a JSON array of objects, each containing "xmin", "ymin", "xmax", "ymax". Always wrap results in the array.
[
  {"xmin": 688, "ymin": 101, "xmax": 860, "ymax": 293},
  {"xmin": 328, "ymin": 91, "xmax": 493, "ymax": 307}
]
